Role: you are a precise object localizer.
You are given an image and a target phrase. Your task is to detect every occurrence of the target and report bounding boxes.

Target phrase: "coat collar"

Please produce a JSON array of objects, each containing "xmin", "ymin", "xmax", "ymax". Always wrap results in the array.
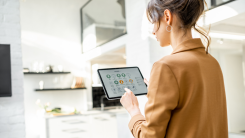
[{"xmin": 171, "ymin": 38, "xmax": 205, "ymax": 55}]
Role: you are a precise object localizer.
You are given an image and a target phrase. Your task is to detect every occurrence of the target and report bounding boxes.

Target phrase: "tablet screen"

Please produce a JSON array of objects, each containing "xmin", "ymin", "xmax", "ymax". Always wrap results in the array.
[{"xmin": 98, "ymin": 67, "xmax": 148, "ymax": 99}]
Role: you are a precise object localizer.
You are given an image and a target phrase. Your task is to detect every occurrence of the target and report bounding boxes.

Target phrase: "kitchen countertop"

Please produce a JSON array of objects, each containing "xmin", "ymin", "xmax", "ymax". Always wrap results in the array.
[
  {"xmin": 43, "ymin": 107, "xmax": 127, "ymax": 119},
  {"xmin": 229, "ymin": 132, "xmax": 245, "ymax": 136}
]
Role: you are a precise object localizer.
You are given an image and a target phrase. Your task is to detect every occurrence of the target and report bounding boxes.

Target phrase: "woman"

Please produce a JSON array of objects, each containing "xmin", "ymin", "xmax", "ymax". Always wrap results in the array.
[{"xmin": 120, "ymin": 0, "xmax": 228, "ymax": 138}]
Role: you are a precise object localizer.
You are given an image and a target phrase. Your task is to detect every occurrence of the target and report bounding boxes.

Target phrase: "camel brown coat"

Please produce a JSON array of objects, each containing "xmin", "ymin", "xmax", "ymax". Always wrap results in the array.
[{"xmin": 128, "ymin": 38, "xmax": 228, "ymax": 138}]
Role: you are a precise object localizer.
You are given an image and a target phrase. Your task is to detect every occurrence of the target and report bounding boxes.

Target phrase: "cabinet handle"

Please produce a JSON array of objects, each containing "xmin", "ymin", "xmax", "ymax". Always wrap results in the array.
[
  {"xmin": 62, "ymin": 119, "xmax": 86, "ymax": 124},
  {"xmin": 62, "ymin": 128, "xmax": 86, "ymax": 133},
  {"xmin": 94, "ymin": 117, "xmax": 108, "ymax": 121}
]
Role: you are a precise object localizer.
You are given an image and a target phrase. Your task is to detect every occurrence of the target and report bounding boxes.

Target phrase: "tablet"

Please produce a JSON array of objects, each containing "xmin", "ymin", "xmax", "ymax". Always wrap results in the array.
[{"xmin": 97, "ymin": 67, "xmax": 148, "ymax": 100}]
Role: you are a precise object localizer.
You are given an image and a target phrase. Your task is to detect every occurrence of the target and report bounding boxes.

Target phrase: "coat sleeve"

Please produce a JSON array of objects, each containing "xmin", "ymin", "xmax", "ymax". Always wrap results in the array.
[{"xmin": 128, "ymin": 62, "xmax": 179, "ymax": 138}]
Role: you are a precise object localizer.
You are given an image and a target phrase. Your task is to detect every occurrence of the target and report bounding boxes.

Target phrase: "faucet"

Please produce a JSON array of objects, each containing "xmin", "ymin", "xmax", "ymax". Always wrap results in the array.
[{"xmin": 100, "ymin": 95, "xmax": 106, "ymax": 111}]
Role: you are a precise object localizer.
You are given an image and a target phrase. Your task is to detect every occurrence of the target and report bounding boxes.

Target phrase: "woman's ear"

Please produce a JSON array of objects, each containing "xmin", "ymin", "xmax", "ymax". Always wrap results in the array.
[{"xmin": 164, "ymin": 9, "xmax": 172, "ymax": 25}]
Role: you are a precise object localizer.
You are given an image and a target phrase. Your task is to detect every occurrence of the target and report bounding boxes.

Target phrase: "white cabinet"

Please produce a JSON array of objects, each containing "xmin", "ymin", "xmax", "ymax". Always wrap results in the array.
[
  {"xmin": 47, "ymin": 115, "xmax": 89, "ymax": 138},
  {"xmin": 89, "ymin": 113, "xmax": 117, "ymax": 138},
  {"xmin": 45, "ymin": 113, "xmax": 117, "ymax": 138},
  {"xmin": 116, "ymin": 113, "xmax": 133, "ymax": 138}
]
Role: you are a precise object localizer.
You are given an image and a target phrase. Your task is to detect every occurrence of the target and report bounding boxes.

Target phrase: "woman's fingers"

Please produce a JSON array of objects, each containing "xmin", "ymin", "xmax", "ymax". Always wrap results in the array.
[
  {"xmin": 124, "ymin": 88, "xmax": 132, "ymax": 94},
  {"xmin": 144, "ymin": 78, "xmax": 149, "ymax": 97},
  {"xmin": 144, "ymin": 78, "xmax": 149, "ymax": 86},
  {"xmin": 124, "ymin": 88, "xmax": 139, "ymax": 106},
  {"xmin": 124, "ymin": 88, "xmax": 130, "ymax": 92}
]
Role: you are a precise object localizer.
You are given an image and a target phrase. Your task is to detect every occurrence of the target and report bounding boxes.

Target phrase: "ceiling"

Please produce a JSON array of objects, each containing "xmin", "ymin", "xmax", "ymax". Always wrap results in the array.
[
  {"xmin": 207, "ymin": 11, "xmax": 245, "ymax": 52},
  {"xmin": 211, "ymin": 12, "xmax": 245, "ymax": 34},
  {"xmin": 210, "ymin": 11, "xmax": 245, "ymax": 49},
  {"xmin": 220, "ymin": 12, "xmax": 245, "ymax": 27},
  {"xmin": 90, "ymin": 46, "xmax": 126, "ymax": 65}
]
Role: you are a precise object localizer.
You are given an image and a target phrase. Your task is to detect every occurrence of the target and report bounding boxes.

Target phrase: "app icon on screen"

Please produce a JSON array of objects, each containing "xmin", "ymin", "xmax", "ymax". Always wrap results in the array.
[
  {"xmin": 106, "ymin": 74, "xmax": 111, "ymax": 78},
  {"xmin": 129, "ymin": 79, "xmax": 133, "ymax": 83},
  {"xmin": 119, "ymin": 80, "xmax": 124, "ymax": 84},
  {"xmin": 114, "ymin": 80, "xmax": 119, "ymax": 84}
]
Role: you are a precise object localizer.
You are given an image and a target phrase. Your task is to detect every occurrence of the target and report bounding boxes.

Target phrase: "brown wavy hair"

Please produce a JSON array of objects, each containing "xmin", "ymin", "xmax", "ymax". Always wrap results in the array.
[{"xmin": 146, "ymin": 0, "xmax": 211, "ymax": 54}]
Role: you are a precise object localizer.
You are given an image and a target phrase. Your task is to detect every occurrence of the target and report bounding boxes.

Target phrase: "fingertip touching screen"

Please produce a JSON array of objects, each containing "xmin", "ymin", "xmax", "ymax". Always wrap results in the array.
[{"xmin": 98, "ymin": 67, "xmax": 148, "ymax": 100}]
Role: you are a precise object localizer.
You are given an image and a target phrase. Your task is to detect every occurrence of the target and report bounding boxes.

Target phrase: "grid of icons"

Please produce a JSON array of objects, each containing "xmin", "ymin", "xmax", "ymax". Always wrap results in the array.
[{"xmin": 105, "ymin": 73, "xmax": 144, "ymax": 94}]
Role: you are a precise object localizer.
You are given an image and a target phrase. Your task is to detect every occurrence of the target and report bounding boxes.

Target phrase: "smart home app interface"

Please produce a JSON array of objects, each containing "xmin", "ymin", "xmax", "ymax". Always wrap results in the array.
[{"xmin": 99, "ymin": 68, "xmax": 147, "ymax": 98}]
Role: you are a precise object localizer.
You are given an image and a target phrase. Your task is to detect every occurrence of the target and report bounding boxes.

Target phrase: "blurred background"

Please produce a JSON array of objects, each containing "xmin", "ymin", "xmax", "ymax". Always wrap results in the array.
[{"xmin": 0, "ymin": 0, "xmax": 245, "ymax": 138}]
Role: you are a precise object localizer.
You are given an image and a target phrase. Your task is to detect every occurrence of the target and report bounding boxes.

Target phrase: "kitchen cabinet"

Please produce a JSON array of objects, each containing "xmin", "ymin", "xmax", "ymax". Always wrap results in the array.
[
  {"xmin": 47, "ymin": 115, "xmax": 89, "ymax": 138},
  {"xmin": 89, "ymin": 113, "xmax": 117, "ymax": 138},
  {"xmin": 116, "ymin": 113, "xmax": 133, "ymax": 138},
  {"xmin": 44, "ymin": 113, "xmax": 117, "ymax": 138}
]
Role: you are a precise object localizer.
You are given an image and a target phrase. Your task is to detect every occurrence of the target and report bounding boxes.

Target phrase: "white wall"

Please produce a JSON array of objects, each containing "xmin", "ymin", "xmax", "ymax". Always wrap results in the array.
[
  {"xmin": 0, "ymin": 0, "xmax": 25, "ymax": 137},
  {"xmin": 20, "ymin": 0, "xmax": 88, "ymax": 72},
  {"xmin": 20, "ymin": 0, "xmax": 92, "ymax": 138},
  {"xmin": 20, "ymin": 0, "xmax": 87, "ymax": 43},
  {"xmin": 210, "ymin": 39, "xmax": 245, "ymax": 134},
  {"xmin": 223, "ymin": 54, "xmax": 245, "ymax": 132}
]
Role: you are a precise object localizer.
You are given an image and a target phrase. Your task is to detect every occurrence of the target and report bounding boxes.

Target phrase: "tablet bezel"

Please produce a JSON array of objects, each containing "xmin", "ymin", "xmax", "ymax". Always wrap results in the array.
[{"xmin": 97, "ymin": 66, "xmax": 147, "ymax": 100}]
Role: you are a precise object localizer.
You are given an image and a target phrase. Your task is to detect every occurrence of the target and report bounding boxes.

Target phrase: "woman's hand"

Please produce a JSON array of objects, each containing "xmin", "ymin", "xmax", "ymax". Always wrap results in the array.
[
  {"xmin": 120, "ymin": 88, "xmax": 142, "ymax": 117},
  {"xmin": 144, "ymin": 78, "xmax": 149, "ymax": 86}
]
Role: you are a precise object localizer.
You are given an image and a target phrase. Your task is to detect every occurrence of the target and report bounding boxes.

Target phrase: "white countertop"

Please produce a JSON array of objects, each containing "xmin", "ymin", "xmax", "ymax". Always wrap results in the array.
[{"xmin": 43, "ymin": 107, "xmax": 127, "ymax": 119}]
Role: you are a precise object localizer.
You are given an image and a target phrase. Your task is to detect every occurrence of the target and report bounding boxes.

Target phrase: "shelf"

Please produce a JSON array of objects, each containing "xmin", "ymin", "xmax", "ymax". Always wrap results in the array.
[
  {"xmin": 35, "ymin": 87, "xmax": 86, "ymax": 91},
  {"xmin": 24, "ymin": 72, "xmax": 71, "ymax": 74}
]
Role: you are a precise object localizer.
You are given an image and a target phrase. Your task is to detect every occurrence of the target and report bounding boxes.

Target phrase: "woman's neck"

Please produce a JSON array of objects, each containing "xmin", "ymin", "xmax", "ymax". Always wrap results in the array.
[{"xmin": 170, "ymin": 29, "xmax": 193, "ymax": 49}]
